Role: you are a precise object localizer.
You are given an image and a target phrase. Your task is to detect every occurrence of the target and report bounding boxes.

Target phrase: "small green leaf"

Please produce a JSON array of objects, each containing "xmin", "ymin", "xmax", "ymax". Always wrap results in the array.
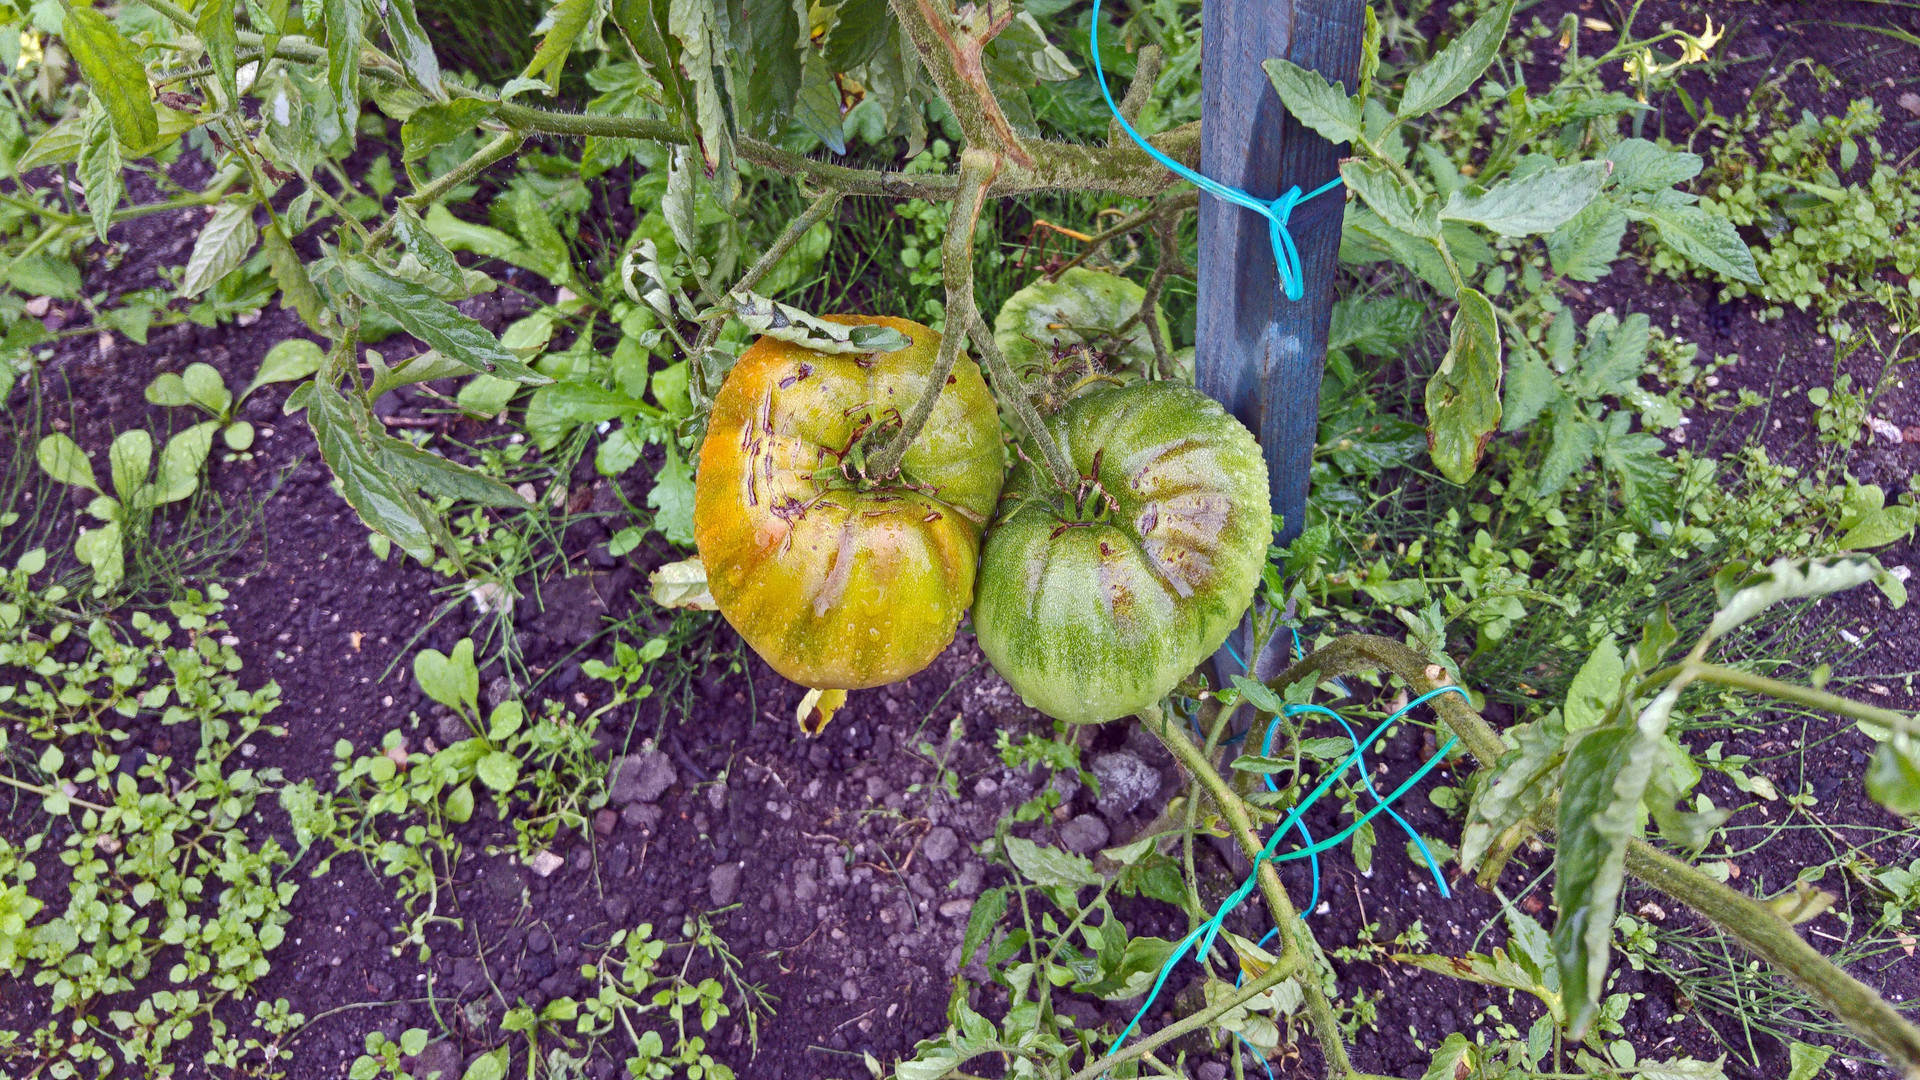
[
  {"xmin": 1263, "ymin": 58, "xmax": 1363, "ymax": 144},
  {"xmin": 443, "ymin": 783, "xmax": 475, "ymax": 824},
  {"xmin": 476, "ymin": 751, "xmax": 520, "ymax": 793},
  {"xmin": 1424, "ymin": 288, "xmax": 1502, "ymax": 484},
  {"xmin": 1563, "ymin": 637, "xmax": 1622, "ymax": 733},
  {"xmin": 523, "ymin": 0, "xmax": 595, "ymax": 90},
  {"xmin": 245, "ymin": 339, "xmax": 326, "ymax": 400},
  {"xmin": 37, "ymin": 434, "xmax": 100, "ymax": 494},
  {"xmin": 648, "ymin": 442, "xmax": 696, "ymax": 547},
  {"xmin": 414, "ymin": 639, "xmax": 480, "ymax": 713},
  {"xmin": 146, "ymin": 372, "xmax": 193, "ymax": 408},
  {"xmin": 460, "ymin": 1047, "xmax": 510, "ymax": 1080},
  {"xmin": 62, "ymin": 8, "xmax": 159, "ymax": 153},
  {"xmin": 1458, "ymin": 711, "xmax": 1565, "ymax": 879},
  {"xmin": 149, "ymin": 422, "xmax": 217, "ymax": 505},
  {"xmin": 379, "ymin": 439, "xmax": 535, "ymax": 509},
  {"xmin": 224, "ymin": 421, "xmax": 255, "ymax": 451},
  {"xmin": 74, "ymin": 522, "xmax": 125, "ymax": 591},
  {"xmin": 182, "ymin": 202, "xmax": 261, "ymax": 299},
  {"xmin": 78, "ymin": 108, "xmax": 124, "ymax": 243},
  {"xmin": 38, "ymin": 744, "xmax": 64, "ymax": 775},
  {"xmin": 487, "ymin": 700, "xmax": 525, "ymax": 741},
  {"xmin": 1786, "ymin": 1044, "xmax": 1833, "ymax": 1080},
  {"xmin": 1396, "ymin": 0, "xmax": 1515, "ymax": 119},
  {"xmin": 1839, "ymin": 505, "xmax": 1918, "ymax": 551},
  {"xmin": 181, "ymin": 362, "xmax": 235, "ymax": 416},
  {"xmin": 108, "ymin": 430, "xmax": 153, "ymax": 504}
]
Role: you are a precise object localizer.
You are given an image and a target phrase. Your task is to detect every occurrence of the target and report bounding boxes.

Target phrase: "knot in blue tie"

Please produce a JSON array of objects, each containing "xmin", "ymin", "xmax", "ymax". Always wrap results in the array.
[{"xmin": 1090, "ymin": 0, "xmax": 1344, "ymax": 301}]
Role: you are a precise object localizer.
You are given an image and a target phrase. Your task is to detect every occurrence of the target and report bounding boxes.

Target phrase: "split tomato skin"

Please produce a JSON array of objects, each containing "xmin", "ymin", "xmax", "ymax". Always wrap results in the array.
[
  {"xmin": 694, "ymin": 316, "xmax": 1004, "ymax": 690},
  {"xmin": 972, "ymin": 381, "xmax": 1270, "ymax": 724}
]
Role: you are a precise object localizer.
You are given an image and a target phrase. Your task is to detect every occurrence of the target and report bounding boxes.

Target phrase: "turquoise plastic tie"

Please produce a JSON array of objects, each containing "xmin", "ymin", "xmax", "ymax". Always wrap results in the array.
[
  {"xmin": 1090, "ymin": 0, "xmax": 1346, "ymax": 301},
  {"xmin": 1103, "ymin": 686, "xmax": 1467, "ymax": 1068}
]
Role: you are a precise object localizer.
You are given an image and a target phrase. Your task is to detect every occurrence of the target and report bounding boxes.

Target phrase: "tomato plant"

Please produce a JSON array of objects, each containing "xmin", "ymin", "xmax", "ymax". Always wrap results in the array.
[
  {"xmin": 970, "ymin": 381, "xmax": 1270, "ymax": 723},
  {"xmin": 694, "ymin": 316, "xmax": 1003, "ymax": 689}
]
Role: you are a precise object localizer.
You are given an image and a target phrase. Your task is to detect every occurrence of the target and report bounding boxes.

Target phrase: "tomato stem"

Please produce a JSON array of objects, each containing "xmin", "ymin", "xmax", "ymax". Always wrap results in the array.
[
  {"xmin": 964, "ymin": 316, "xmax": 1082, "ymax": 493},
  {"xmin": 867, "ymin": 152, "xmax": 1001, "ymax": 482}
]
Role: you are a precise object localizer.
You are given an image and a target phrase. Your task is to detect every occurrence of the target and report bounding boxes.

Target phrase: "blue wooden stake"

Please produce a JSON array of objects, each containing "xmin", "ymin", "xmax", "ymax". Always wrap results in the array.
[{"xmin": 1195, "ymin": 0, "xmax": 1364, "ymax": 547}]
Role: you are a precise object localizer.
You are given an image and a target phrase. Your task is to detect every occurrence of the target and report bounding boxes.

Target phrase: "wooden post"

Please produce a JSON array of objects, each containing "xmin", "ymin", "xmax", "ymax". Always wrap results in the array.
[{"xmin": 1195, "ymin": 0, "xmax": 1364, "ymax": 547}]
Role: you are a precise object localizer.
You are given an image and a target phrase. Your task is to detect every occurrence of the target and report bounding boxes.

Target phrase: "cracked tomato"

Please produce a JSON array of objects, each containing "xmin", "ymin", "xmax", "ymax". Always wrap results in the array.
[
  {"xmin": 972, "ymin": 381, "xmax": 1270, "ymax": 723},
  {"xmin": 693, "ymin": 316, "xmax": 1004, "ymax": 689}
]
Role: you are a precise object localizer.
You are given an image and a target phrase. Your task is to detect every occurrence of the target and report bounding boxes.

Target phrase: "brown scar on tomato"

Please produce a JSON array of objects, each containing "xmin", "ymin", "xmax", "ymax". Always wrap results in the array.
[
  {"xmin": 922, "ymin": 511, "xmax": 942, "ymax": 523},
  {"xmin": 776, "ymin": 362, "xmax": 814, "ymax": 389}
]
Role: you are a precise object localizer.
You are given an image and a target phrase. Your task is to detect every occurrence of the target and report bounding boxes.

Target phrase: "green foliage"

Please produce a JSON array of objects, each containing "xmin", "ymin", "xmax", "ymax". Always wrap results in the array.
[
  {"xmin": 282, "ymin": 637, "xmax": 620, "ymax": 957},
  {"xmin": 1669, "ymin": 94, "xmax": 1920, "ymax": 325},
  {"xmin": 0, "ymin": 568, "xmax": 298, "ymax": 1073}
]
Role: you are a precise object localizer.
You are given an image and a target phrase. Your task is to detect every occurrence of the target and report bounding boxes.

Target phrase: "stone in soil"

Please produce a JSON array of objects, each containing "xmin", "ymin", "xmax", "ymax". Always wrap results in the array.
[
  {"xmin": 609, "ymin": 750, "xmax": 676, "ymax": 804},
  {"xmin": 921, "ymin": 825, "xmax": 959, "ymax": 864},
  {"xmin": 407, "ymin": 1040, "xmax": 462, "ymax": 1080},
  {"xmin": 709, "ymin": 862, "xmax": 743, "ymax": 906},
  {"xmin": 1091, "ymin": 750, "xmax": 1160, "ymax": 819},
  {"xmin": 1059, "ymin": 814, "xmax": 1110, "ymax": 854}
]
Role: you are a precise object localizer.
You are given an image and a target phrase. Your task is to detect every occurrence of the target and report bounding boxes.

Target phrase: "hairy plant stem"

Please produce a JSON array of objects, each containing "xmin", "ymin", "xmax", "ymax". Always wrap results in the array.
[
  {"xmin": 688, "ymin": 187, "xmax": 845, "ymax": 387},
  {"xmin": 365, "ymin": 130, "xmax": 526, "ymax": 253},
  {"xmin": 1062, "ymin": 948, "xmax": 1298, "ymax": 1080},
  {"xmin": 1142, "ymin": 707, "xmax": 1358, "ymax": 1080},
  {"xmin": 1272, "ymin": 633, "xmax": 1920, "ymax": 1077},
  {"xmin": 867, "ymin": 151, "xmax": 999, "ymax": 481},
  {"xmin": 964, "ymin": 318, "xmax": 1081, "ymax": 493},
  {"xmin": 888, "ymin": 0, "xmax": 1034, "ymax": 168}
]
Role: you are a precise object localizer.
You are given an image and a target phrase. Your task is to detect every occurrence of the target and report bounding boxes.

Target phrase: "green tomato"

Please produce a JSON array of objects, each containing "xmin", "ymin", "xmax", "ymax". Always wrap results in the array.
[{"xmin": 972, "ymin": 382, "xmax": 1270, "ymax": 724}]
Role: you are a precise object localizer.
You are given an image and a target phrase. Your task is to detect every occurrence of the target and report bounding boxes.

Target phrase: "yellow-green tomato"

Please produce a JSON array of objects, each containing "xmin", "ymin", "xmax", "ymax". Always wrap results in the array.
[
  {"xmin": 694, "ymin": 316, "xmax": 1004, "ymax": 690},
  {"xmin": 972, "ymin": 381, "xmax": 1270, "ymax": 723}
]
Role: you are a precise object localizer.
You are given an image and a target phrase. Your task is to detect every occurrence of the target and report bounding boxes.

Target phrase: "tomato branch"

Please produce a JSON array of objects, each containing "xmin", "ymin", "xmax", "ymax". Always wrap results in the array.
[
  {"xmin": 1271, "ymin": 633, "xmax": 1920, "ymax": 1077},
  {"xmin": 964, "ymin": 317, "xmax": 1080, "ymax": 492},
  {"xmin": 1141, "ymin": 705, "xmax": 1361, "ymax": 1080},
  {"xmin": 889, "ymin": 0, "xmax": 1035, "ymax": 169},
  {"xmin": 1060, "ymin": 950, "xmax": 1297, "ymax": 1080},
  {"xmin": 866, "ymin": 151, "xmax": 1000, "ymax": 482}
]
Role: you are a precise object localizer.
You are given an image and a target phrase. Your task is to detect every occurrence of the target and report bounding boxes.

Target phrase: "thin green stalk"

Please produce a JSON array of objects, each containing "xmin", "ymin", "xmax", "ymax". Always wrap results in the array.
[
  {"xmin": 1143, "ymin": 709, "xmax": 1356, "ymax": 1080},
  {"xmin": 866, "ymin": 151, "xmax": 998, "ymax": 481},
  {"xmin": 964, "ymin": 316, "xmax": 1081, "ymax": 492},
  {"xmin": 1689, "ymin": 663, "xmax": 1917, "ymax": 735},
  {"xmin": 365, "ymin": 130, "xmax": 526, "ymax": 252},
  {"xmin": 0, "ymin": 773, "xmax": 112, "ymax": 813},
  {"xmin": 1062, "ymin": 951, "xmax": 1297, "ymax": 1080}
]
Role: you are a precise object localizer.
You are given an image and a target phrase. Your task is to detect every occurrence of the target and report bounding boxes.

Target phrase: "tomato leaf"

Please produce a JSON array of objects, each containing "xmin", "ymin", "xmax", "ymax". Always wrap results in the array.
[
  {"xmin": 77, "ymin": 110, "xmax": 123, "ymax": 243},
  {"xmin": 729, "ymin": 291, "xmax": 910, "ymax": 354},
  {"xmin": 1553, "ymin": 679, "xmax": 1680, "ymax": 1038},
  {"xmin": 1623, "ymin": 192, "xmax": 1759, "ymax": 285},
  {"xmin": 379, "ymin": 439, "xmax": 534, "ymax": 510},
  {"xmin": 1340, "ymin": 159, "xmax": 1438, "ymax": 239},
  {"xmin": 524, "ymin": 0, "xmax": 596, "ymax": 90},
  {"xmin": 381, "ymin": 0, "xmax": 446, "ymax": 99},
  {"xmin": 401, "ymin": 99, "xmax": 498, "ymax": 162},
  {"xmin": 196, "ymin": 0, "xmax": 241, "ymax": 106},
  {"xmin": 262, "ymin": 223, "xmax": 326, "ymax": 331},
  {"xmin": 1424, "ymin": 288, "xmax": 1502, "ymax": 484},
  {"xmin": 1457, "ymin": 710, "xmax": 1565, "ymax": 882},
  {"xmin": 1003, "ymin": 835, "xmax": 1101, "ymax": 889},
  {"xmin": 322, "ymin": 0, "xmax": 364, "ymax": 136},
  {"xmin": 1262, "ymin": 59, "xmax": 1362, "ymax": 145},
  {"xmin": 1396, "ymin": 0, "xmax": 1514, "ymax": 120},
  {"xmin": 62, "ymin": 9, "xmax": 159, "ymax": 154},
  {"xmin": 306, "ymin": 381, "xmax": 437, "ymax": 562},
  {"xmin": 1548, "ymin": 200, "xmax": 1630, "ymax": 282},
  {"xmin": 960, "ymin": 887, "xmax": 1008, "ymax": 967},
  {"xmin": 1441, "ymin": 161, "xmax": 1607, "ymax": 237},
  {"xmin": 1868, "ymin": 734, "xmax": 1920, "ymax": 817},
  {"xmin": 824, "ymin": 0, "xmax": 890, "ymax": 69},
  {"xmin": 334, "ymin": 260, "xmax": 549, "ymax": 385},
  {"xmin": 182, "ymin": 202, "xmax": 261, "ymax": 299}
]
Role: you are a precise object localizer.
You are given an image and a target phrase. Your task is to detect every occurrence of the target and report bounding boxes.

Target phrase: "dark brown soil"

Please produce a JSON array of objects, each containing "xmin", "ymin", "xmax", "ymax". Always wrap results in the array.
[{"xmin": 5, "ymin": 2, "xmax": 1920, "ymax": 1078}]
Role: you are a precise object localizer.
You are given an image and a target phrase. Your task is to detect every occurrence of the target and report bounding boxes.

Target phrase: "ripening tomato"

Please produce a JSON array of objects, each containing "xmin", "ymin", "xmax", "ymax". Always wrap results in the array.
[
  {"xmin": 971, "ymin": 381, "xmax": 1270, "ymax": 723},
  {"xmin": 694, "ymin": 316, "xmax": 1004, "ymax": 689}
]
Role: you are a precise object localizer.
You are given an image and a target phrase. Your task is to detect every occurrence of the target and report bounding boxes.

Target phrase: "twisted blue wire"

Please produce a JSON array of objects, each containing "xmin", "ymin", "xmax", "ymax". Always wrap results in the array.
[
  {"xmin": 1090, "ymin": 0, "xmax": 1346, "ymax": 301},
  {"xmin": 1104, "ymin": 686, "xmax": 1466, "ymax": 1067}
]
